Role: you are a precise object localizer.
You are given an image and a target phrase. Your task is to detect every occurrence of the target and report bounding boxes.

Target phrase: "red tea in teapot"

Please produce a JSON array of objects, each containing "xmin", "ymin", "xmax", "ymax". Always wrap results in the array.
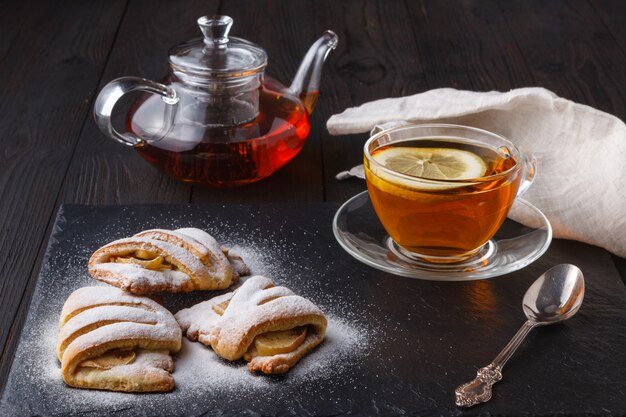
[{"xmin": 129, "ymin": 84, "xmax": 317, "ymax": 187}]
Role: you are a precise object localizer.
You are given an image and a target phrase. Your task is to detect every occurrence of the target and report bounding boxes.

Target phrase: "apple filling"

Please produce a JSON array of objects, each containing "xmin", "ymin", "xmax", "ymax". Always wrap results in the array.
[
  {"xmin": 252, "ymin": 326, "xmax": 308, "ymax": 356},
  {"xmin": 112, "ymin": 250, "xmax": 174, "ymax": 271},
  {"xmin": 211, "ymin": 299, "xmax": 231, "ymax": 316},
  {"xmin": 80, "ymin": 348, "xmax": 136, "ymax": 370},
  {"xmin": 212, "ymin": 299, "xmax": 310, "ymax": 357}
]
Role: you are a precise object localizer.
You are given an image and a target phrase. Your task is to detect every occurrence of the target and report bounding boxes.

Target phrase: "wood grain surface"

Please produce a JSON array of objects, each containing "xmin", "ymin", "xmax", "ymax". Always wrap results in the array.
[
  {"xmin": 0, "ymin": 0, "xmax": 128, "ymax": 388},
  {"xmin": 0, "ymin": 0, "xmax": 624, "ymax": 406}
]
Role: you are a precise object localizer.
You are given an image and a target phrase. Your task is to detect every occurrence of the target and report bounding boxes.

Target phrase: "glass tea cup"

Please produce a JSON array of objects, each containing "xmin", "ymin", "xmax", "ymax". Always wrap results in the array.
[{"xmin": 363, "ymin": 124, "xmax": 536, "ymax": 266}]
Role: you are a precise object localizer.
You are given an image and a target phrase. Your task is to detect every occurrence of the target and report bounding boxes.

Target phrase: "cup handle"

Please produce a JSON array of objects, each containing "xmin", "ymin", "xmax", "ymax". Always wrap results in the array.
[
  {"xmin": 517, "ymin": 150, "xmax": 536, "ymax": 196},
  {"xmin": 93, "ymin": 76, "xmax": 179, "ymax": 147}
]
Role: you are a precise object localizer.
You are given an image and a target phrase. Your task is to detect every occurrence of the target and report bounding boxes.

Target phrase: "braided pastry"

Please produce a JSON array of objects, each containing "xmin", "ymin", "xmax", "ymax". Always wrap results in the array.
[
  {"xmin": 88, "ymin": 228, "xmax": 249, "ymax": 294},
  {"xmin": 57, "ymin": 286, "xmax": 182, "ymax": 392},
  {"xmin": 176, "ymin": 276, "xmax": 327, "ymax": 374}
]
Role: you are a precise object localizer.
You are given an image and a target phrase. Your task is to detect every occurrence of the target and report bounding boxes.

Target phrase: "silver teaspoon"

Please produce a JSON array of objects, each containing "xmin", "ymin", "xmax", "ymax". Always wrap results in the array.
[{"xmin": 455, "ymin": 264, "xmax": 585, "ymax": 408}]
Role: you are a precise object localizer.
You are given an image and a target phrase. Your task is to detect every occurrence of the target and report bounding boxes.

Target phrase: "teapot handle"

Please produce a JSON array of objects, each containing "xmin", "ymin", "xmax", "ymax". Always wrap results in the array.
[{"xmin": 94, "ymin": 76, "xmax": 178, "ymax": 147}]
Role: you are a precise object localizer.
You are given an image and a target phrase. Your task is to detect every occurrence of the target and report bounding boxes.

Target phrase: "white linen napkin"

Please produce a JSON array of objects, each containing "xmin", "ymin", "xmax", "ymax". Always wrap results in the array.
[{"xmin": 327, "ymin": 87, "xmax": 626, "ymax": 257}]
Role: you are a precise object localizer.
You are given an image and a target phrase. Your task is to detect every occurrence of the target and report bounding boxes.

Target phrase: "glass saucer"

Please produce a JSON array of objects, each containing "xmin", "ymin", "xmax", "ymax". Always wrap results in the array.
[{"xmin": 332, "ymin": 191, "xmax": 552, "ymax": 281}]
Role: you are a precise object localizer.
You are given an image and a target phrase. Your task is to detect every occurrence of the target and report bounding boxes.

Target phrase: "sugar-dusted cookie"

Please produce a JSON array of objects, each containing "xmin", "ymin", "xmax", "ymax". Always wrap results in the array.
[
  {"xmin": 88, "ymin": 228, "xmax": 250, "ymax": 294},
  {"xmin": 176, "ymin": 275, "xmax": 327, "ymax": 374},
  {"xmin": 57, "ymin": 286, "xmax": 182, "ymax": 392}
]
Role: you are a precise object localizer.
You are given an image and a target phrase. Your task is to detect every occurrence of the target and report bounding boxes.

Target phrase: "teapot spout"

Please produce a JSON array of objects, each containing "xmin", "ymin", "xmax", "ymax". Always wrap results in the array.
[{"xmin": 288, "ymin": 30, "xmax": 338, "ymax": 114}]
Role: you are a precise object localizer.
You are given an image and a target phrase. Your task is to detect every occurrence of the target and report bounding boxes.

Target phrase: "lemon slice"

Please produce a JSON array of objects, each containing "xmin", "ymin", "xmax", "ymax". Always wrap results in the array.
[
  {"xmin": 372, "ymin": 147, "xmax": 487, "ymax": 180},
  {"xmin": 368, "ymin": 146, "xmax": 488, "ymax": 195}
]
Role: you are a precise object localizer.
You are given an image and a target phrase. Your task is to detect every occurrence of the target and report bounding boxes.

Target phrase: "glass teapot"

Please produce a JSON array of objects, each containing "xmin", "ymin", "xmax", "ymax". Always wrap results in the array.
[{"xmin": 94, "ymin": 15, "xmax": 337, "ymax": 187}]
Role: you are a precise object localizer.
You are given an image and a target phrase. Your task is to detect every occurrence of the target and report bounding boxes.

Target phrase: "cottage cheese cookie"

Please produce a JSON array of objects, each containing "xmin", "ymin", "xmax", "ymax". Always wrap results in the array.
[
  {"xmin": 88, "ymin": 228, "xmax": 250, "ymax": 294},
  {"xmin": 176, "ymin": 275, "xmax": 327, "ymax": 374},
  {"xmin": 57, "ymin": 286, "xmax": 182, "ymax": 392}
]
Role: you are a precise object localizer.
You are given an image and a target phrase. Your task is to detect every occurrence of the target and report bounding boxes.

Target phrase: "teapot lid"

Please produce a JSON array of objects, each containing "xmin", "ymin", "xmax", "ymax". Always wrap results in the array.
[{"xmin": 169, "ymin": 16, "xmax": 267, "ymax": 80}]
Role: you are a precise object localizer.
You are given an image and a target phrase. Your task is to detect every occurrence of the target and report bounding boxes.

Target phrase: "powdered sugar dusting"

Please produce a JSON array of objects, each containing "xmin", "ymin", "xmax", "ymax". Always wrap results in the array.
[
  {"xmin": 175, "ymin": 314, "xmax": 364, "ymax": 392},
  {"xmin": 93, "ymin": 262, "xmax": 190, "ymax": 288},
  {"xmin": 137, "ymin": 228, "xmax": 211, "ymax": 258},
  {"xmin": 0, "ymin": 206, "xmax": 378, "ymax": 416}
]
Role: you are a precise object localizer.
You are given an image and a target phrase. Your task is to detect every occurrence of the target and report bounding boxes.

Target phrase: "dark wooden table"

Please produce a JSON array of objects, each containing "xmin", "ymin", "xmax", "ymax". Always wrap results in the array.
[{"xmin": 1, "ymin": 0, "xmax": 625, "ymax": 413}]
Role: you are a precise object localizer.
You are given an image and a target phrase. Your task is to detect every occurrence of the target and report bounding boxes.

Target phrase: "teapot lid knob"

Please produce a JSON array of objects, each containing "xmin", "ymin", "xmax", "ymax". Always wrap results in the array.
[{"xmin": 198, "ymin": 15, "xmax": 233, "ymax": 47}]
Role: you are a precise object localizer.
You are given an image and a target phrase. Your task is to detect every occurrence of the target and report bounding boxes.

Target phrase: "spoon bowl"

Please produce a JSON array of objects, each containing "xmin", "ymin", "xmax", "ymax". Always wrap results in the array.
[{"xmin": 523, "ymin": 264, "xmax": 585, "ymax": 324}]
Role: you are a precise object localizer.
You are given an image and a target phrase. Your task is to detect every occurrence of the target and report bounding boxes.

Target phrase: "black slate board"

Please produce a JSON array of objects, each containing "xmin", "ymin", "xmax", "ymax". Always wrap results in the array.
[{"xmin": 1, "ymin": 204, "xmax": 625, "ymax": 416}]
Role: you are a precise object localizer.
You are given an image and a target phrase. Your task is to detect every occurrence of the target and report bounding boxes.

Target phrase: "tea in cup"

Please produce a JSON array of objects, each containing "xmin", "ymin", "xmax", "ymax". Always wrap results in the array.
[{"xmin": 364, "ymin": 124, "xmax": 535, "ymax": 264}]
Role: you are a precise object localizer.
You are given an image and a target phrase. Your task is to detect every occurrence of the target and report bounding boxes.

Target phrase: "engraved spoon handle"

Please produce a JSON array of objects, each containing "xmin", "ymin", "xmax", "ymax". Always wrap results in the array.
[{"xmin": 455, "ymin": 320, "xmax": 537, "ymax": 407}]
